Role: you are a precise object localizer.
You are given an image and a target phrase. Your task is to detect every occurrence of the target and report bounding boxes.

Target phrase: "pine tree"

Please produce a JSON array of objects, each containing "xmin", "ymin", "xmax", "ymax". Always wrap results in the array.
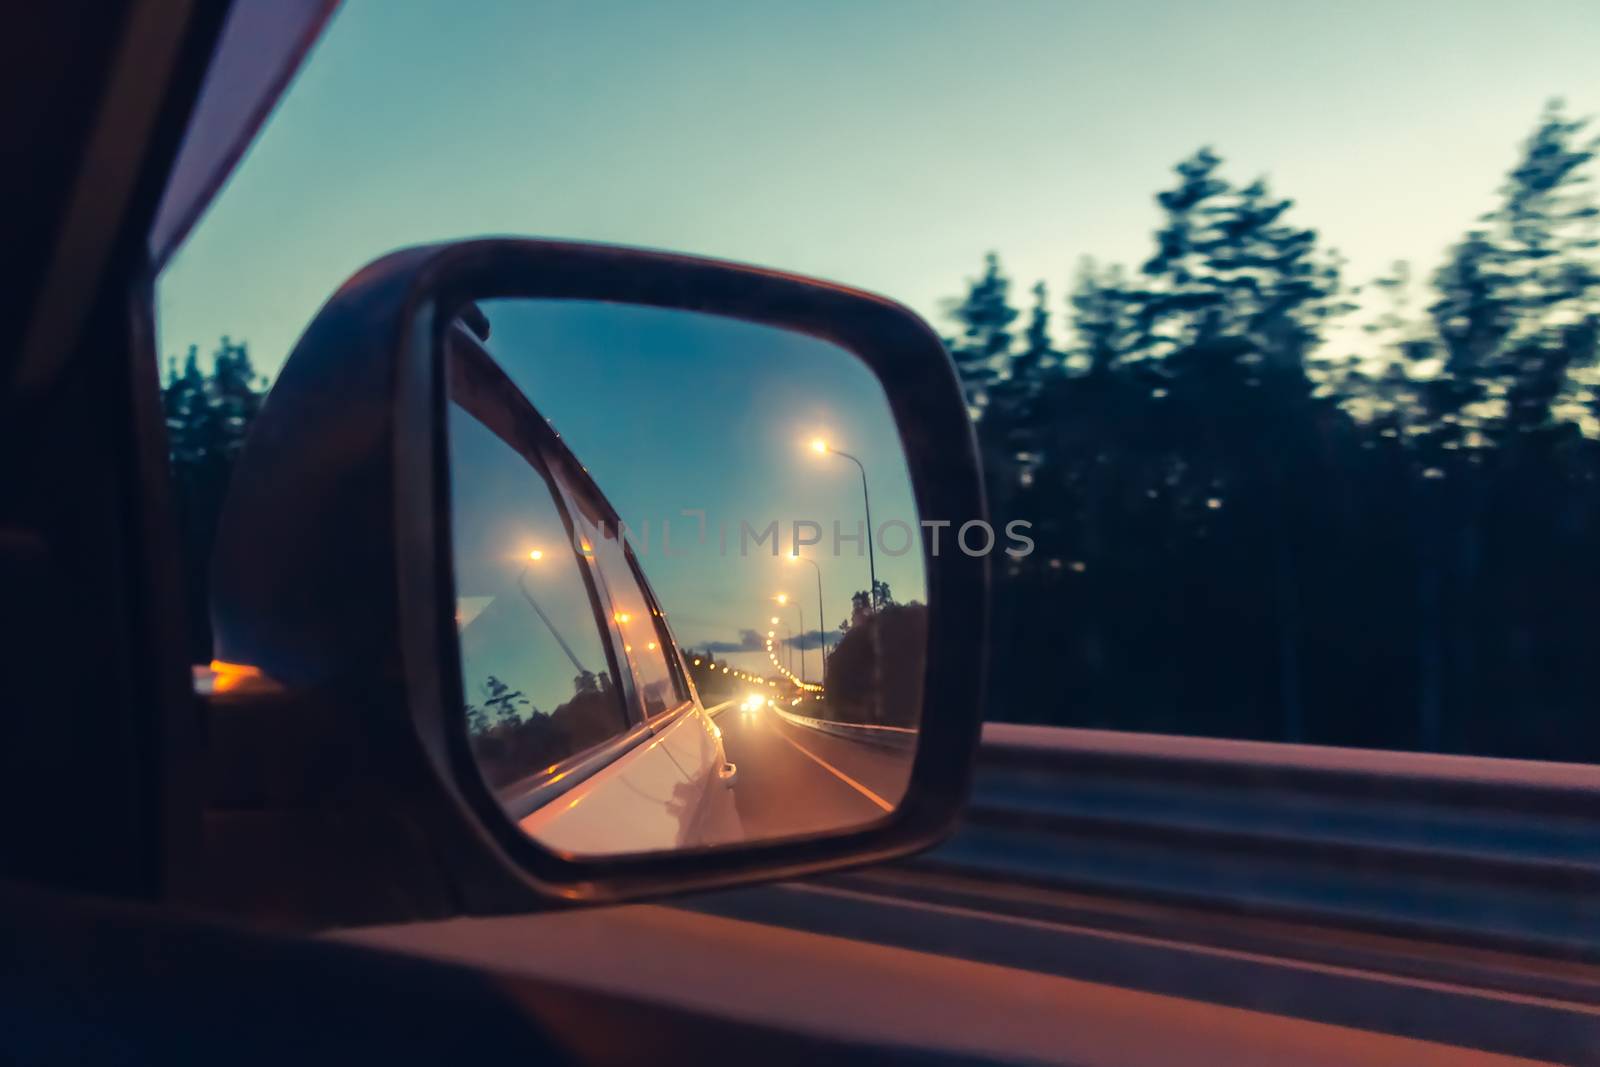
[
  {"xmin": 1132, "ymin": 150, "xmax": 1335, "ymax": 377},
  {"xmin": 1132, "ymin": 147, "xmax": 1231, "ymax": 360},
  {"xmin": 211, "ymin": 338, "xmax": 264, "ymax": 462},
  {"xmin": 1490, "ymin": 102, "xmax": 1599, "ymax": 433},
  {"xmin": 481, "ymin": 675, "xmax": 530, "ymax": 727},
  {"xmin": 870, "ymin": 579, "xmax": 895, "ymax": 611},
  {"xmin": 944, "ymin": 252, "xmax": 1019, "ymax": 412},
  {"xmin": 1486, "ymin": 100, "xmax": 1599, "ymax": 335},
  {"xmin": 165, "ymin": 346, "xmax": 215, "ymax": 468},
  {"xmin": 1013, "ymin": 281, "xmax": 1055, "ymax": 383},
  {"xmin": 1067, "ymin": 259, "xmax": 1132, "ymax": 376},
  {"xmin": 161, "ymin": 337, "xmax": 271, "ymax": 662},
  {"xmin": 984, "ymin": 280, "xmax": 1056, "ymax": 482},
  {"xmin": 1221, "ymin": 178, "xmax": 1338, "ymax": 371},
  {"xmin": 1429, "ymin": 102, "xmax": 1600, "ymax": 436},
  {"xmin": 841, "ymin": 589, "xmax": 871, "ymax": 633},
  {"xmin": 1128, "ymin": 149, "xmax": 1338, "ymax": 744}
]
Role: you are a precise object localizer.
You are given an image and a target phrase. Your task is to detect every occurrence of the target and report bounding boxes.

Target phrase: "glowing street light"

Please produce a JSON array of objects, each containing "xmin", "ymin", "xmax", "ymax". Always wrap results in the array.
[
  {"xmin": 787, "ymin": 551, "xmax": 828, "ymax": 667},
  {"xmin": 774, "ymin": 621, "xmax": 796, "ymax": 674},
  {"xmin": 515, "ymin": 551, "xmax": 586, "ymax": 674},
  {"xmin": 807, "ymin": 437, "xmax": 877, "ymax": 615},
  {"xmin": 775, "ymin": 592, "xmax": 806, "ymax": 684}
]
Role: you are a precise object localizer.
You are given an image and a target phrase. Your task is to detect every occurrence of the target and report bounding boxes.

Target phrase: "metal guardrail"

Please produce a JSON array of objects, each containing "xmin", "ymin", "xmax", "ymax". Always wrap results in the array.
[
  {"xmin": 772, "ymin": 705, "xmax": 917, "ymax": 749},
  {"xmin": 895, "ymin": 723, "xmax": 1600, "ymax": 962},
  {"xmin": 674, "ymin": 721, "xmax": 1600, "ymax": 1060}
]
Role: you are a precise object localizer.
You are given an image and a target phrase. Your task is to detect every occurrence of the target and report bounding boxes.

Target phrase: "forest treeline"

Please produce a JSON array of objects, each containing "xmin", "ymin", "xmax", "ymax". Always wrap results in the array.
[
  {"xmin": 162, "ymin": 338, "xmax": 264, "ymax": 662},
  {"xmin": 955, "ymin": 100, "xmax": 1600, "ymax": 760},
  {"xmin": 165, "ymin": 100, "xmax": 1600, "ymax": 760}
]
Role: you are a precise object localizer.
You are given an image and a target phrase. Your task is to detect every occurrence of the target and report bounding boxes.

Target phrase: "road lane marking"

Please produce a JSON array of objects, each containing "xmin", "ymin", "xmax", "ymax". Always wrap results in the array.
[
  {"xmin": 702, "ymin": 699, "xmax": 736, "ymax": 719},
  {"xmin": 773, "ymin": 706, "xmax": 914, "ymax": 734},
  {"xmin": 774, "ymin": 725, "xmax": 895, "ymax": 813}
]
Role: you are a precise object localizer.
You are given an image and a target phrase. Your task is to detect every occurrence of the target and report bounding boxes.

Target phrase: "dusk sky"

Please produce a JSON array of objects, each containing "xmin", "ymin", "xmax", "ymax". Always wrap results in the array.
[
  {"xmin": 157, "ymin": 0, "xmax": 1600, "ymax": 384},
  {"xmin": 155, "ymin": 0, "xmax": 1599, "ymax": 671},
  {"xmin": 454, "ymin": 300, "xmax": 925, "ymax": 678}
]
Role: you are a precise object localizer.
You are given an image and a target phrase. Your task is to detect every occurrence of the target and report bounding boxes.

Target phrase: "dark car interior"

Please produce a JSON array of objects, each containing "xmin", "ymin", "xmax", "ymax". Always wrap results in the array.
[{"xmin": 4, "ymin": 3, "xmax": 1598, "ymax": 1065}]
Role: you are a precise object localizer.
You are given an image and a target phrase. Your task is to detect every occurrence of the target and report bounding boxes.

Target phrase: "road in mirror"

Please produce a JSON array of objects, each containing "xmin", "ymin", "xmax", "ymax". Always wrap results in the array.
[{"xmin": 443, "ymin": 299, "xmax": 926, "ymax": 858}]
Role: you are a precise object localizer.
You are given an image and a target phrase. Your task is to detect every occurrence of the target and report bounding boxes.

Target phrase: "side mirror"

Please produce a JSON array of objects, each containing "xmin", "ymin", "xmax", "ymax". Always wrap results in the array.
[{"xmin": 199, "ymin": 240, "xmax": 987, "ymax": 926}]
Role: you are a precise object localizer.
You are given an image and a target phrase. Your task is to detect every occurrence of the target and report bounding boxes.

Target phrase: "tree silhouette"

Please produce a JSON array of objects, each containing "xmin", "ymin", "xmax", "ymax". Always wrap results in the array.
[
  {"xmin": 162, "ymin": 101, "xmax": 1600, "ymax": 764},
  {"xmin": 824, "ymin": 601, "xmax": 926, "ymax": 729},
  {"xmin": 481, "ymin": 675, "xmax": 530, "ymax": 728},
  {"xmin": 163, "ymin": 338, "xmax": 270, "ymax": 662},
  {"xmin": 1067, "ymin": 259, "xmax": 1133, "ymax": 377},
  {"xmin": 1012, "ymin": 281, "xmax": 1055, "ymax": 385},
  {"xmin": 944, "ymin": 252, "xmax": 1020, "ymax": 414},
  {"xmin": 962, "ymin": 103, "xmax": 1600, "ymax": 760}
]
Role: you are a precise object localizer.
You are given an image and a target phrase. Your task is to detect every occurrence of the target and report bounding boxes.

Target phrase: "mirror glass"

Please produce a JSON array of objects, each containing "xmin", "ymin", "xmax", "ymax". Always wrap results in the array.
[{"xmin": 443, "ymin": 299, "xmax": 928, "ymax": 858}]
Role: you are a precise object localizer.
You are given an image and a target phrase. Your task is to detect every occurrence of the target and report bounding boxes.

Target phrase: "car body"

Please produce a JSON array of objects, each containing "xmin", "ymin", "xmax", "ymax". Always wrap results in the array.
[{"xmin": 447, "ymin": 319, "xmax": 739, "ymax": 856}]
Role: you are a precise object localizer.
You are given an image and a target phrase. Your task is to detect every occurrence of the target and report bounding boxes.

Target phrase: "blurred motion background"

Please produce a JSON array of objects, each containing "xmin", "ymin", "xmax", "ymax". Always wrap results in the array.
[{"xmin": 157, "ymin": 0, "xmax": 1600, "ymax": 761}]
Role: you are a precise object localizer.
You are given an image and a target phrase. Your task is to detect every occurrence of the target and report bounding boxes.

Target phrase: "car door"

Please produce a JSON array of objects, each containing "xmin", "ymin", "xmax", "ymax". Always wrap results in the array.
[
  {"xmin": 448, "ymin": 320, "xmax": 736, "ymax": 855},
  {"xmin": 586, "ymin": 528, "xmax": 739, "ymax": 845}
]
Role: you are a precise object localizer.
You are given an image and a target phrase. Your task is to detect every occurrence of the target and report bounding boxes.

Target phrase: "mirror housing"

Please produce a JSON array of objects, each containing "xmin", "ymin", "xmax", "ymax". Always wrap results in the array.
[{"xmin": 199, "ymin": 240, "xmax": 987, "ymax": 927}]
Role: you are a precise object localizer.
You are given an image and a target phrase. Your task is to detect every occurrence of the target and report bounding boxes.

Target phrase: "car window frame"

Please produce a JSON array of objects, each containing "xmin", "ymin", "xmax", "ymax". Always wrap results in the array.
[
  {"xmin": 462, "ymin": 319, "xmax": 697, "ymax": 730},
  {"xmin": 447, "ymin": 322, "xmax": 656, "ymax": 818},
  {"xmin": 555, "ymin": 497, "xmax": 696, "ymax": 728},
  {"xmin": 615, "ymin": 541, "xmax": 693, "ymax": 724}
]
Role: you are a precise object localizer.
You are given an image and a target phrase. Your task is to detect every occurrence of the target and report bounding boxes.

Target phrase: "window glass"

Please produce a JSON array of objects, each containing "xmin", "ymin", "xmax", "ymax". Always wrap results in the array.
[
  {"xmin": 156, "ymin": 2, "xmax": 1600, "ymax": 763},
  {"xmin": 447, "ymin": 400, "xmax": 627, "ymax": 796},
  {"xmin": 574, "ymin": 512, "xmax": 687, "ymax": 720}
]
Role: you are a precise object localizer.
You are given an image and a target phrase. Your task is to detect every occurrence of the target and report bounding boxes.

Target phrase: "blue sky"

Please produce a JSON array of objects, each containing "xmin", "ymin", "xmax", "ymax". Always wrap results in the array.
[
  {"xmin": 158, "ymin": 0, "xmax": 1600, "ymax": 384},
  {"xmin": 454, "ymin": 299, "xmax": 926, "ymax": 676}
]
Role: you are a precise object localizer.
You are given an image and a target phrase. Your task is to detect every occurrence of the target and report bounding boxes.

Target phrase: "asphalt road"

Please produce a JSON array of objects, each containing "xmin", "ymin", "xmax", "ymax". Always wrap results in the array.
[{"xmin": 712, "ymin": 701, "xmax": 914, "ymax": 841}]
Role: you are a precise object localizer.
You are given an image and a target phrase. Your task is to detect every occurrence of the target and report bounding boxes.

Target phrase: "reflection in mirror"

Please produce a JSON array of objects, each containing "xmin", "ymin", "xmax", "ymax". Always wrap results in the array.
[{"xmin": 444, "ymin": 300, "xmax": 927, "ymax": 858}]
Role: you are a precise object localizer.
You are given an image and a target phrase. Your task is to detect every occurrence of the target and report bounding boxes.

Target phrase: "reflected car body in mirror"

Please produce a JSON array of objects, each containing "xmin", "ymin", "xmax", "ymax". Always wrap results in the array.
[
  {"xmin": 446, "ymin": 320, "xmax": 739, "ymax": 857},
  {"xmin": 444, "ymin": 302, "xmax": 924, "ymax": 857},
  {"xmin": 205, "ymin": 239, "xmax": 985, "ymax": 924}
]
